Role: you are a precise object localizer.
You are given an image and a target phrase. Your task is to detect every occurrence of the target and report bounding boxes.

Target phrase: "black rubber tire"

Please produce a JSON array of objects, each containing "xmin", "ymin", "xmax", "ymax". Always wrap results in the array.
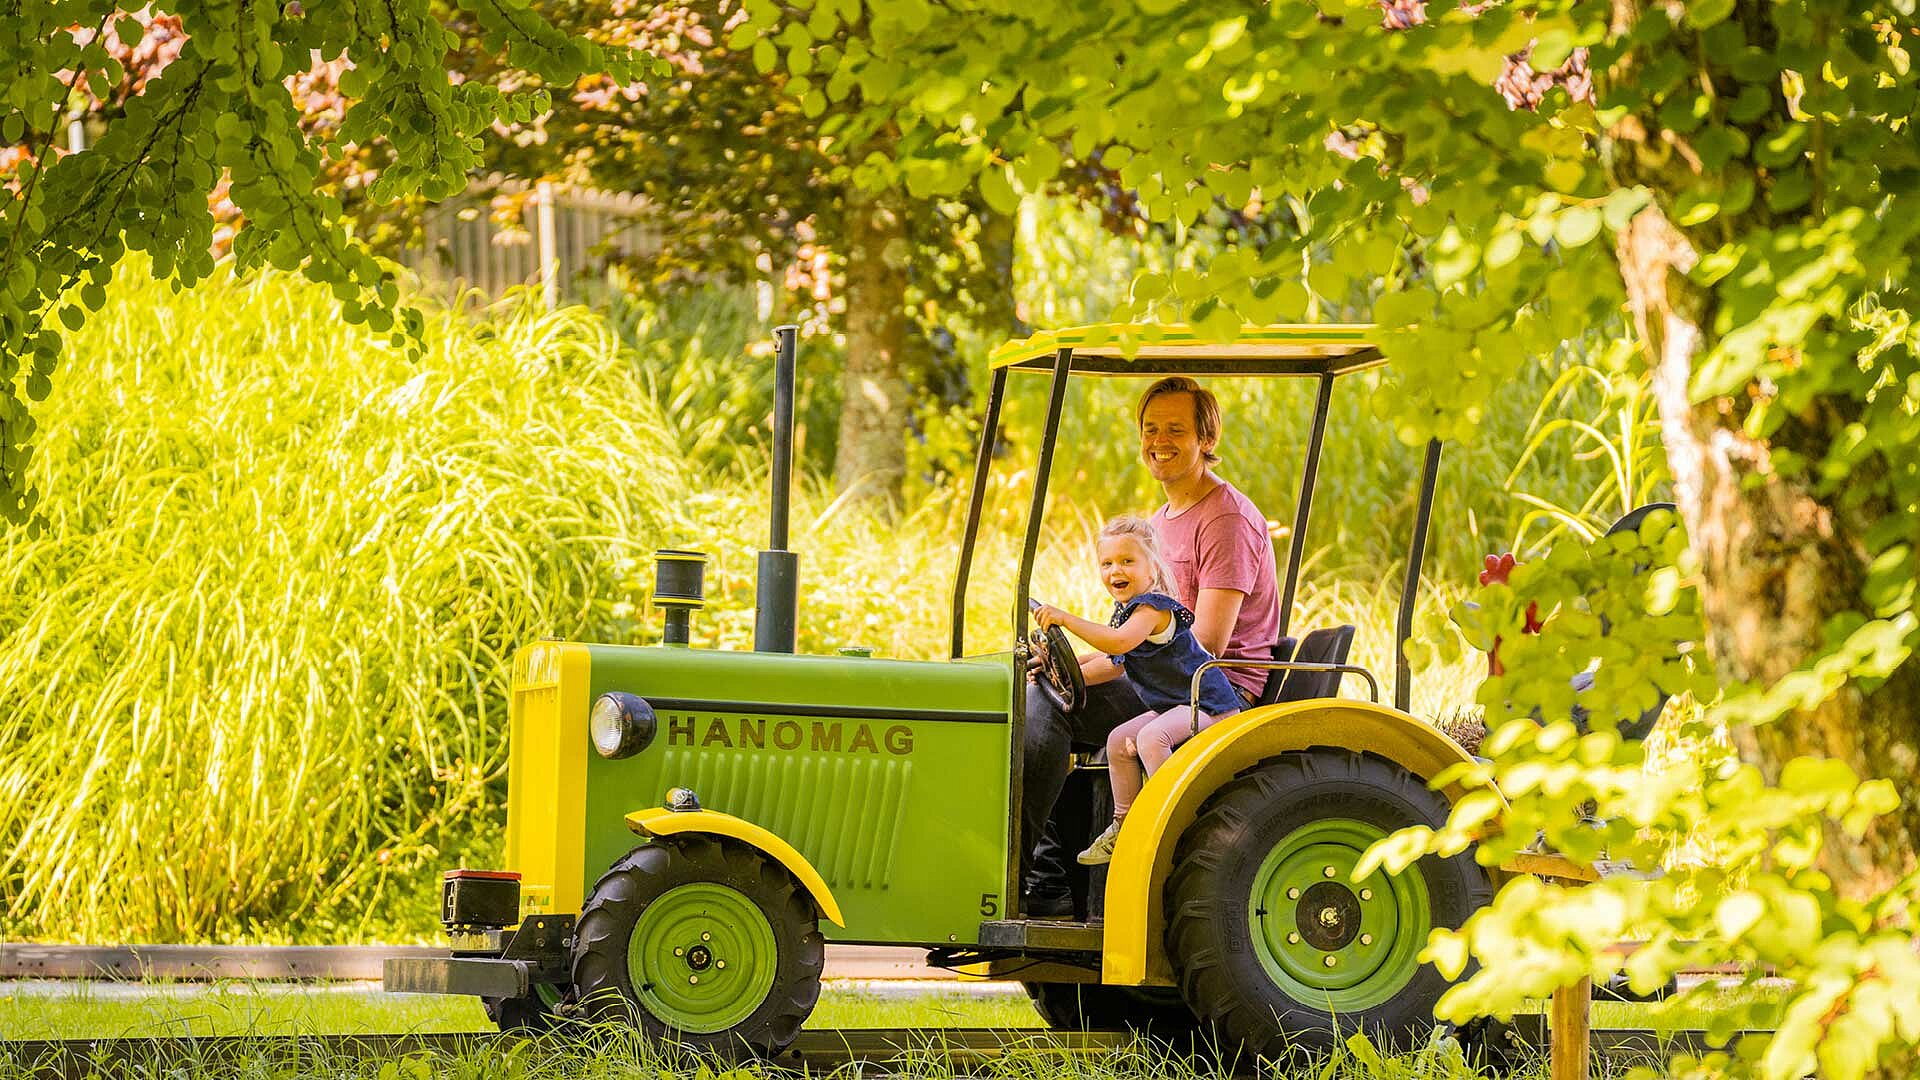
[
  {"xmin": 483, "ymin": 991, "xmax": 559, "ymax": 1032},
  {"xmin": 1022, "ymin": 981, "xmax": 1197, "ymax": 1037},
  {"xmin": 1165, "ymin": 749, "xmax": 1493, "ymax": 1060},
  {"xmin": 570, "ymin": 835, "xmax": 824, "ymax": 1057}
]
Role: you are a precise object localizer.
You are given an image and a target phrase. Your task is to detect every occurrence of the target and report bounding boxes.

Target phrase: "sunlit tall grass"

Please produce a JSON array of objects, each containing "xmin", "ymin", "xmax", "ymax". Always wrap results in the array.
[{"xmin": 0, "ymin": 269, "xmax": 694, "ymax": 942}]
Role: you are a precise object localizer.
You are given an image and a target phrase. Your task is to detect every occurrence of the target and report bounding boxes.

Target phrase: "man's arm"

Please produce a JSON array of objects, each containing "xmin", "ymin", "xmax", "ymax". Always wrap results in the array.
[{"xmin": 1190, "ymin": 586, "xmax": 1246, "ymax": 657}]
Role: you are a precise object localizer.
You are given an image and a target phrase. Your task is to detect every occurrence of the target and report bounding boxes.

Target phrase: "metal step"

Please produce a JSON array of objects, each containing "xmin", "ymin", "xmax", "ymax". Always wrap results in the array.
[{"xmin": 976, "ymin": 919, "xmax": 1104, "ymax": 952}]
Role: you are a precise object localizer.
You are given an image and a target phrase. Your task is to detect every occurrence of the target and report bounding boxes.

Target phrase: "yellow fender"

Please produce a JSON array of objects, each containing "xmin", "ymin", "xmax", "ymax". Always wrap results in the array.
[
  {"xmin": 1101, "ymin": 699, "xmax": 1490, "ymax": 986},
  {"xmin": 626, "ymin": 807, "xmax": 846, "ymax": 927}
]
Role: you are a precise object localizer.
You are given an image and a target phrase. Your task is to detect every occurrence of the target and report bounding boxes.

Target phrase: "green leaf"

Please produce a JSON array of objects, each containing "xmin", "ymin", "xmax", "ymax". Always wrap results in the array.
[
  {"xmin": 1474, "ymin": 227, "xmax": 1520, "ymax": 265},
  {"xmin": 1554, "ymin": 206, "xmax": 1602, "ymax": 247},
  {"xmin": 1532, "ymin": 29, "xmax": 1574, "ymax": 71},
  {"xmin": 1684, "ymin": 0, "xmax": 1735, "ymax": 28},
  {"xmin": 979, "ymin": 166, "xmax": 1018, "ymax": 215},
  {"xmin": 1600, "ymin": 188, "xmax": 1651, "ymax": 231},
  {"xmin": 1543, "ymin": 160, "xmax": 1585, "ymax": 193},
  {"xmin": 1769, "ymin": 167, "xmax": 1812, "ymax": 212},
  {"xmin": 1306, "ymin": 261, "xmax": 1347, "ymax": 299}
]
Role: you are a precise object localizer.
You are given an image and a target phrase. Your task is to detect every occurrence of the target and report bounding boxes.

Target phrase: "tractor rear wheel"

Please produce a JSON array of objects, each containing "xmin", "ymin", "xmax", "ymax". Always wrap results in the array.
[
  {"xmin": 1165, "ymin": 749, "xmax": 1490, "ymax": 1059},
  {"xmin": 1022, "ymin": 981, "xmax": 1197, "ymax": 1037},
  {"xmin": 571, "ymin": 835, "xmax": 824, "ymax": 1056}
]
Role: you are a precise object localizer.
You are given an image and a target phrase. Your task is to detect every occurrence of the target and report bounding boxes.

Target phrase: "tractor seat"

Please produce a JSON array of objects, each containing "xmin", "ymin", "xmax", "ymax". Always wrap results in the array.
[
  {"xmin": 1252, "ymin": 636, "xmax": 1298, "ymax": 706},
  {"xmin": 1262, "ymin": 624, "xmax": 1357, "ymax": 704}
]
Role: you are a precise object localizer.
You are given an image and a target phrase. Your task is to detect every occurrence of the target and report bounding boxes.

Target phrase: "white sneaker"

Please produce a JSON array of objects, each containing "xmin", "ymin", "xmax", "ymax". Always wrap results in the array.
[{"xmin": 1077, "ymin": 820, "xmax": 1121, "ymax": 866}]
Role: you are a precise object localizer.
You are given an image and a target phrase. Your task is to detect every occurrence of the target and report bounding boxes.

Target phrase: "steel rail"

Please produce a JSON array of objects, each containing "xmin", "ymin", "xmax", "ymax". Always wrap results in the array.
[
  {"xmin": 0, "ymin": 944, "xmax": 949, "ymax": 982},
  {"xmin": 1, "ymin": 1028, "xmax": 1135, "ymax": 1080},
  {"xmin": 0, "ymin": 1023, "xmax": 1769, "ymax": 1080}
]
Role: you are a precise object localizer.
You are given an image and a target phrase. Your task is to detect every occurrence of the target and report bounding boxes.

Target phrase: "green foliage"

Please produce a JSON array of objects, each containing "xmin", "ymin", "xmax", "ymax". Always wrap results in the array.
[
  {"xmin": 591, "ymin": 278, "xmax": 845, "ymax": 474},
  {"xmin": 0, "ymin": 0, "xmax": 656, "ymax": 530},
  {"xmin": 806, "ymin": 0, "xmax": 1920, "ymax": 1075},
  {"xmin": 1389, "ymin": 514, "xmax": 1920, "ymax": 1080},
  {"xmin": 1503, "ymin": 340, "xmax": 1669, "ymax": 551}
]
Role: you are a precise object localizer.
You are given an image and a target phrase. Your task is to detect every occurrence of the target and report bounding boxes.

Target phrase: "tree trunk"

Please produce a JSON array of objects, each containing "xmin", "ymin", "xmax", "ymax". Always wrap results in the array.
[
  {"xmin": 1614, "ymin": 206, "xmax": 1920, "ymax": 904},
  {"xmin": 979, "ymin": 205, "xmax": 1026, "ymax": 339},
  {"xmin": 835, "ymin": 189, "xmax": 912, "ymax": 502}
]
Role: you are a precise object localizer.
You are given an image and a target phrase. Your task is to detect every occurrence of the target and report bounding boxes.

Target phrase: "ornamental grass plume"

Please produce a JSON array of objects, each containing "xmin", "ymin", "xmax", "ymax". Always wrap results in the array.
[{"xmin": 0, "ymin": 266, "xmax": 689, "ymax": 942}]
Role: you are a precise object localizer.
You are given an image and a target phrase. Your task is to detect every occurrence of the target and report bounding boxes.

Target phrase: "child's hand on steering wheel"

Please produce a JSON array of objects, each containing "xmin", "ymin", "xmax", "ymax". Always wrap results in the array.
[{"xmin": 1032, "ymin": 603, "xmax": 1068, "ymax": 631}]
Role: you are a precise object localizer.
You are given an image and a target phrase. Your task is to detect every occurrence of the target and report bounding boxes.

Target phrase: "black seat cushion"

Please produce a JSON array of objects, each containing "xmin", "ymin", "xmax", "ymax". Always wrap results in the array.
[
  {"xmin": 1254, "ymin": 636, "xmax": 1299, "ymax": 707},
  {"xmin": 1274, "ymin": 625, "xmax": 1356, "ymax": 702}
]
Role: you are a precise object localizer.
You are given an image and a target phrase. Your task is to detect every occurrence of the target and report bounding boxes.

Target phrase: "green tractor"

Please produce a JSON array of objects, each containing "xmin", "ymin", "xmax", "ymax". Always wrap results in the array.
[{"xmin": 387, "ymin": 324, "xmax": 1563, "ymax": 1059}]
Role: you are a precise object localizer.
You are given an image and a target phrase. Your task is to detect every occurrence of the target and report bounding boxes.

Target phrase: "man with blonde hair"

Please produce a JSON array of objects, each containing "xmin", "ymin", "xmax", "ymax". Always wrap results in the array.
[{"xmin": 1022, "ymin": 376, "xmax": 1281, "ymax": 918}]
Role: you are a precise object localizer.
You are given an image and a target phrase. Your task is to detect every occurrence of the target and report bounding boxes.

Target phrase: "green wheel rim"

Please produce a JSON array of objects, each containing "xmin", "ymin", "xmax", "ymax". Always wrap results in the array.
[
  {"xmin": 627, "ymin": 882, "xmax": 778, "ymax": 1033},
  {"xmin": 1248, "ymin": 817, "xmax": 1430, "ymax": 1013}
]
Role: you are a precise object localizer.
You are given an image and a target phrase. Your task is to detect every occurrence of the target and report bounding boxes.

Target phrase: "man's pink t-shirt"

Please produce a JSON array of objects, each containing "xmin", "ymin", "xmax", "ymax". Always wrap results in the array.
[{"xmin": 1150, "ymin": 481, "xmax": 1282, "ymax": 699}]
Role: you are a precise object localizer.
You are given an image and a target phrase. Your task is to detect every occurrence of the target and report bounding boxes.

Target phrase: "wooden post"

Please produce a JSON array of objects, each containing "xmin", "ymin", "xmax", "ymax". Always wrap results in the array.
[
  {"xmin": 536, "ymin": 180, "xmax": 559, "ymax": 310},
  {"xmin": 1550, "ymin": 976, "xmax": 1592, "ymax": 1080}
]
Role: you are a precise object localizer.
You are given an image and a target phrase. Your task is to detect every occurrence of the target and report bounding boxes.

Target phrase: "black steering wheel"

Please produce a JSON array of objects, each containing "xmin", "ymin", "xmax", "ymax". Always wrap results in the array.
[{"xmin": 1026, "ymin": 598, "xmax": 1086, "ymax": 714}]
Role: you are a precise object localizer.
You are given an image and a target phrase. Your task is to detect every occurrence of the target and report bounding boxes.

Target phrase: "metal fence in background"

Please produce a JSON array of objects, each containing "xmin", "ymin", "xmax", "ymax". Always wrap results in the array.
[{"xmin": 400, "ymin": 176, "xmax": 660, "ymax": 306}]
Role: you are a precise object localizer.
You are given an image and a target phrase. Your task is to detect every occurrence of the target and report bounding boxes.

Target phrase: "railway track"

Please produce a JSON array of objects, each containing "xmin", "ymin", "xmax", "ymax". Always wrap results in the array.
[
  {"xmin": 1, "ymin": 1021, "xmax": 1762, "ymax": 1079},
  {"xmin": 0, "ymin": 944, "xmax": 944, "ymax": 982}
]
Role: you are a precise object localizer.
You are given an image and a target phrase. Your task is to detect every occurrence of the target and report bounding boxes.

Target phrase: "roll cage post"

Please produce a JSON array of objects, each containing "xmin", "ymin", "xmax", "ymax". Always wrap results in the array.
[
  {"xmin": 1397, "ymin": 439, "xmax": 1443, "ymax": 712},
  {"xmin": 950, "ymin": 366, "xmax": 1007, "ymax": 661},
  {"xmin": 1276, "ymin": 373, "xmax": 1334, "ymax": 642}
]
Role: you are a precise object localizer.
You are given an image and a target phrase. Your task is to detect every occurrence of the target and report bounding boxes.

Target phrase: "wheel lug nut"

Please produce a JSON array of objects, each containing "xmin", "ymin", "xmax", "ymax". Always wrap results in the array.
[
  {"xmin": 1323, "ymin": 866, "xmax": 1337, "ymax": 878},
  {"xmin": 701, "ymin": 931, "xmax": 711, "ymax": 941},
  {"xmin": 1287, "ymin": 932, "xmax": 1300, "ymax": 944},
  {"xmin": 673, "ymin": 947, "xmax": 684, "ymax": 956},
  {"xmin": 689, "ymin": 974, "xmax": 699, "ymax": 984},
  {"xmin": 1323, "ymin": 956, "xmax": 1337, "ymax": 967},
  {"xmin": 716, "ymin": 960, "xmax": 726, "ymax": 969},
  {"xmin": 1286, "ymin": 887, "xmax": 1300, "ymax": 900},
  {"xmin": 1361, "ymin": 934, "xmax": 1374, "ymax": 946},
  {"xmin": 1360, "ymin": 889, "xmax": 1373, "ymax": 901}
]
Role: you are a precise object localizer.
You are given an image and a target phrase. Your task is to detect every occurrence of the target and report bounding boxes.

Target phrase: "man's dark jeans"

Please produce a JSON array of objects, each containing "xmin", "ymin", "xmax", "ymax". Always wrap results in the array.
[{"xmin": 1021, "ymin": 677, "xmax": 1146, "ymax": 907}]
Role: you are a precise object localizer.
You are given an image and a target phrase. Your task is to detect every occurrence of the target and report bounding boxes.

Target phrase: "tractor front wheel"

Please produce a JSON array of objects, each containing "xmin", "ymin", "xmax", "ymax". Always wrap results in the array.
[
  {"xmin": 571, "ymin": 835, "xmax": 824, "ymax": 1056},
  {"xmin": 1165, "ymin": 749, "xmax": 1490, "ymax": 1059},
  {"xmin": 482, "ymin": 984, "xmax": 564, "ymax": 1032}
]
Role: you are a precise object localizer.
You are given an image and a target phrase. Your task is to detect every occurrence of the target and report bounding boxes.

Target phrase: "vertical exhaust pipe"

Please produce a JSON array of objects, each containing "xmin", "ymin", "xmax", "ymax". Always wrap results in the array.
[{"xmin": 754, "ymin": 325, "xmax": 799, "ymax": 653}]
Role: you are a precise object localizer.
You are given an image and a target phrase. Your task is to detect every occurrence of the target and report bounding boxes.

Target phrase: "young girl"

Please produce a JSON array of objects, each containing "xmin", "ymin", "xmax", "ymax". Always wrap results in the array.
[{"xmin": 1032, "ymin": 515, "xmax": 1242, "ymax": 866}]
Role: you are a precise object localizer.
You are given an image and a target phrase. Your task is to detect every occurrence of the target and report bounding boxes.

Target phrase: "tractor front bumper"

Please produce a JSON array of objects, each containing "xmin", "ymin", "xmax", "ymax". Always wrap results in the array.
[
  {"xmin": 381, "ymin": 912, "xmax": 575, "ymax": 1000},
  {"xmin": 383, "ymin": 955, "xmax": 534, "ymax": 998}
]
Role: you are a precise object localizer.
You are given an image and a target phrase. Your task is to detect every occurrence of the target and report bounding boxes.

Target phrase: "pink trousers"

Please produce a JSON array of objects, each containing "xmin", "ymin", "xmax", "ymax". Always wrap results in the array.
[{"xmin": 1107, "ymin": 705, "xmax": 1239, "ymax": 819}]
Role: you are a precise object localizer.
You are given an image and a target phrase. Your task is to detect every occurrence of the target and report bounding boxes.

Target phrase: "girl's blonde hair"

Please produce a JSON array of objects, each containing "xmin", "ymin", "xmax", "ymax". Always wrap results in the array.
[{"xmin": 1098, "ymin": 515, "xmax": 1176, "ymax": 596}]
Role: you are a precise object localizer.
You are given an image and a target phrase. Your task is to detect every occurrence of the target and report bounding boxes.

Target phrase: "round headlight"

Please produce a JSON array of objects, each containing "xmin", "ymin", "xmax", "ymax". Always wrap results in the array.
[{"xmin": 589, "ymin": 692, "xmax": 657, "ymax": 759}]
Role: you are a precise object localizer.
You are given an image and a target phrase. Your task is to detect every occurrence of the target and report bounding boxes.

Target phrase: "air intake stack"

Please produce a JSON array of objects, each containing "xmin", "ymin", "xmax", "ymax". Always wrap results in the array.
[
  {"xmin": 754, "ymin": 325, "xmax": 799, "ymax": 653},
  {"xmin": 653, "ymin": 549, "xmax": 707, "ymax": 646}
]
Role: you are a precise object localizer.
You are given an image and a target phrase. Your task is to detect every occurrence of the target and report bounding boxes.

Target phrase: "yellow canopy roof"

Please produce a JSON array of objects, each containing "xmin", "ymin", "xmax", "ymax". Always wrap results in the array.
[{"xmin": 988, "ymin": 323, "xmax": 1384, "ymax": 377}]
